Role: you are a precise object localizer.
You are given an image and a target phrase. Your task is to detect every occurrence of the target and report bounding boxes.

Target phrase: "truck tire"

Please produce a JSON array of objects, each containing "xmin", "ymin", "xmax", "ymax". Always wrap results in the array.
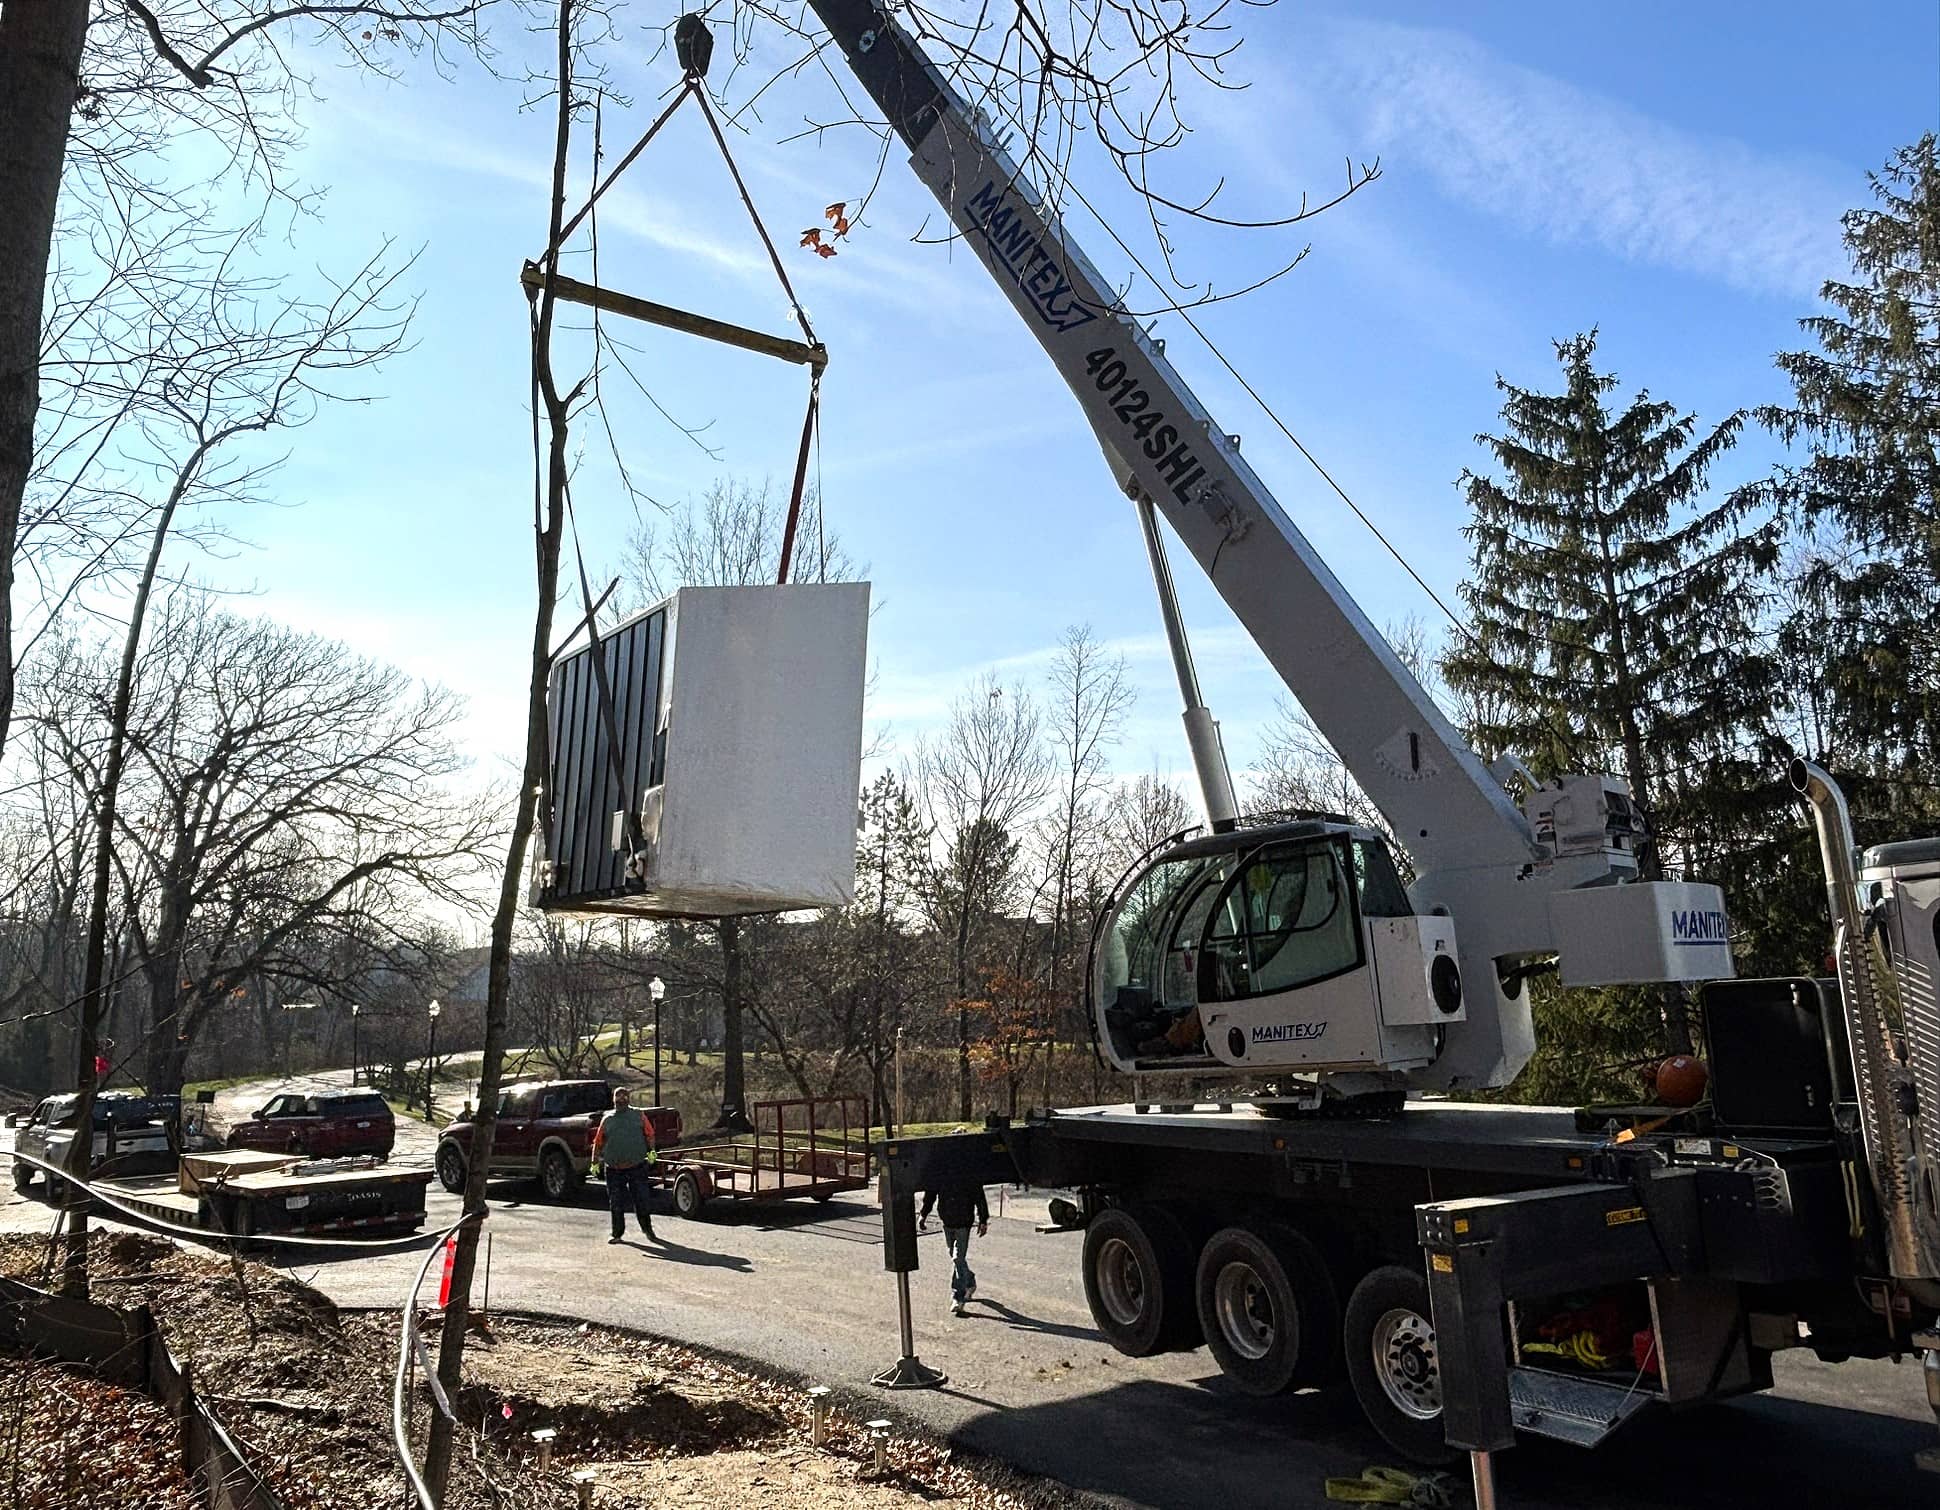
[
  {"xmin": 539, "ymin": 1146, "xmax": 579, "ymax": 1203},
  {"xmin": 1343, "ymin": 1265, "xmax": 1454, "ymax": 1466},
  {"xmin": 435, "ymin": 1143, "xmax": 467, "ymax": 1195},
  {"xmin": 1082, "ymin": 1204, "xmax": 1198, "ymax": 1356},
  {"xmin": 673, "ymin": 1170, "xmax": 707, "ymax": 1220},
  {"xmin": 1195, "ymin": 1222, "xmax": 1339, "ymax": 1395},
  {"xmin": 12, "ymin": 1161, "xmax": 31, "ymax": 1193}
]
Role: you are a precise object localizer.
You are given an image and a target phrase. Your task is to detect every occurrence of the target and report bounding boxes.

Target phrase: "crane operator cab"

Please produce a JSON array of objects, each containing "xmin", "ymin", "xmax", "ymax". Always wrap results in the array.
[{"xmin": 1092, "ymin": 819, "xmax": 1465, "ymax": 1079}]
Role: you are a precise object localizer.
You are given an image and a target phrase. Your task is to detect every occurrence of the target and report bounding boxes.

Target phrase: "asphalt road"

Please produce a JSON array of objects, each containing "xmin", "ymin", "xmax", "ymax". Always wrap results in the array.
[{"xmin": 6, "ymin": 1074, "xmax": 1938, "ymax": 1509}]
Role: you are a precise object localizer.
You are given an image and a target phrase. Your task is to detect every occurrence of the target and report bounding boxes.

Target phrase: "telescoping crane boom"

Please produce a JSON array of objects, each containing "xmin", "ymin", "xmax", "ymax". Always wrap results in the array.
[{"xmin": 800, "ymin": 0, "xmax": 1734, "ymax": 1095}]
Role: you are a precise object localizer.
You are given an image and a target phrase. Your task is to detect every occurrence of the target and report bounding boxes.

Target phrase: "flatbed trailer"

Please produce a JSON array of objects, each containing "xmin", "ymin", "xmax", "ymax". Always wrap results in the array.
[
  {"xmin": 651, "ymin": 1095, "xmax": 872, "ymax": 1220},
  {"xmin": 100, "ymin": 1151, "xmax": 432, "ymax": 1243},
  {"xmin": 871, "ymin": 1001, "xmax": 1932, "ymax": 1474}
]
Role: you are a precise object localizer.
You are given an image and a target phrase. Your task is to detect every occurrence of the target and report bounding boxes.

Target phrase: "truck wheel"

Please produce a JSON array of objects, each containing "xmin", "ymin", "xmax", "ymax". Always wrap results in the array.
[
  {"xmin": 673, "ymin": 1170, "xmax": 707, "ymax": 1220},
  {"xmin": 435, "ymin": 1143, "xmax": 467, "ymax": 1195},
  {"xmin": 1343, "ymin": 1265, "xmax": 1454, "ymax": 1466},
  {"xmin": 539, "ymin": 1147, "xmax": 579, "ymax": 1203},
  {"xmin": 1195, "ymin": 1223, "xmax": 1339, "ymax": 1394},
  {"xmin": 1082, "ymin": 1205, "xmax": 1197, "ymax": 1356},
  {"xmin": 11, "ymin": 1161, "xmax": 31, "ymax": 1193}
]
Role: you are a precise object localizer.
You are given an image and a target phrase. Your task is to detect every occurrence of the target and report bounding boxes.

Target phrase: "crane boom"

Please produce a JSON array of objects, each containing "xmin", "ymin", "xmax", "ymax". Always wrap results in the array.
[{"xmin": 803, "ymin": 0, "xmax": 1732, "ymax": 1088}]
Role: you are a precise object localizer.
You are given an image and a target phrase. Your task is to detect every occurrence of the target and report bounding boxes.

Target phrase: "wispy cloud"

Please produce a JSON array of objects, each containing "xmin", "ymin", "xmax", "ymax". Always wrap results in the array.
[{"xmin": 1309, "ymin": 19, "xmax": 1850, "ymax": 298}]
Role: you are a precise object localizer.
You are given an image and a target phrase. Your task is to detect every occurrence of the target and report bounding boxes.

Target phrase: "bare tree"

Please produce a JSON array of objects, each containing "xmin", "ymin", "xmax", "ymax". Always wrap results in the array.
[
  {"xmin": 510, "ymin": 916, "xmax": 625, "ymax": 1074},
  {"xmin": 24, "ymin": 597, "xmax": 495, "ymax": 1093},
  {"xmin": 0, "ymin": 0, "xmax": 504, "ymax": 761},
  {"xmin": 1105, "ymin": 766, "xmax": 1197, "ymax": 872},
  {"xmin": 916, "ymin": 674, "xmax": 1050, "ymax": 1118},
  {"xmin": 1036, "ymin": 625, "xmax": 1131, "ymax": 1092},
  {"xmin": 22, "ymin": 245, "xmax": 419, "ymax": 1295}
]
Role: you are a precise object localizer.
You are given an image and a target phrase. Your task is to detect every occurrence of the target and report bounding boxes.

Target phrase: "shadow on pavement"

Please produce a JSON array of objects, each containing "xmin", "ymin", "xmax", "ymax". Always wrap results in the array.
[
  {"xmin": 945, "ymin": 1371, "xmax": 1940, "ymax": 1510},
  {"xmin": 635, "ymin": 1234, "xmax": 753, "ymax": 1272},
  {"xmin": 959, "ymin": 1296, "xmax": 1099, "ymax": 1343}
]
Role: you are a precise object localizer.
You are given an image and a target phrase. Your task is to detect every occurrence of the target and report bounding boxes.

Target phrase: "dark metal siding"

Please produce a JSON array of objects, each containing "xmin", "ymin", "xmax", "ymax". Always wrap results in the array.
[{"xmin": 543, "ymin": 607, "xmax": 666, "ymax": 904}]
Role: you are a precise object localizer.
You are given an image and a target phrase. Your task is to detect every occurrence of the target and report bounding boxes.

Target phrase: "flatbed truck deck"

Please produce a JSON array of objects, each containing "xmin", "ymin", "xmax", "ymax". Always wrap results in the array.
[{"xmin": 99, "ymin": 1152, "xmax": 432, "ymax": 1242}]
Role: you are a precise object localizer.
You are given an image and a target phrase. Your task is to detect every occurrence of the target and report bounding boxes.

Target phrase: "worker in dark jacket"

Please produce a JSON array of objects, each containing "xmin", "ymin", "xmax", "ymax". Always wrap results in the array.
[
  {"xmin": 593, "ymin": 1087, "xmax": 658, "ymax": 1244},
  {"xmin": 919, "ymin": 1181, "xmax": 989, "ymax": 1315}
]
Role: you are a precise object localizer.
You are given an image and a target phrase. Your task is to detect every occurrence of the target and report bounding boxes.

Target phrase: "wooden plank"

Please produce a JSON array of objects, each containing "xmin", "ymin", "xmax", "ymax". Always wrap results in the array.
[{"xmin": 520, "ymin": 264, "xmax": 828, "ymax": 369}]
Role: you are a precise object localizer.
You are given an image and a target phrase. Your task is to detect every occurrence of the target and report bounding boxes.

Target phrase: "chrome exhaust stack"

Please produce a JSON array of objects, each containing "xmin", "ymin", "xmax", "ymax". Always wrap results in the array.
[{"xmin": 1791, "ymin": 759, "xmax": 1940, "ymax": 1291}]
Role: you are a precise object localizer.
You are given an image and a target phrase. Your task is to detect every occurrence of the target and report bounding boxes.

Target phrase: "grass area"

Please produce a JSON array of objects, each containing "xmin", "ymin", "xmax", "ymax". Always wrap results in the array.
[{"xmin": 182, "ymin": 1071, "xmax": 280, "ymax": 1099}]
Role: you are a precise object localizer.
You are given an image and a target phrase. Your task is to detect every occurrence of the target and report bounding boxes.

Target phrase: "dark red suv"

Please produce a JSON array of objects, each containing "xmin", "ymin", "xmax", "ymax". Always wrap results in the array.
[{"xmin": 226, "ymin": 1090, "xmax": 395, "ymax": 1160}]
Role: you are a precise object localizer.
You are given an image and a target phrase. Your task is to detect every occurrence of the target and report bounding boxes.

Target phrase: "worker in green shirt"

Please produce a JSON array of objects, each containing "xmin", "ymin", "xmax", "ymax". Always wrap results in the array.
[{"xmin": 593, "ymin": 1086, "xmax": 659, "ymax": 1243}]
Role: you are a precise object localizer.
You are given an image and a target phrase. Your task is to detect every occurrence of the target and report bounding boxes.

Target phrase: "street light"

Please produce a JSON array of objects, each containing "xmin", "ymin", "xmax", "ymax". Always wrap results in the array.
[
  {"xmin": 424, "ymin": 999, "xmax": 442, "ymax": 1122},
  {"xmin": 350, "ymin": 1004, "xmax": 361, "ymax": 1087},
  {"xmin": 648, "ymin": 976, "xmax": 666, "ymax": 1107}
]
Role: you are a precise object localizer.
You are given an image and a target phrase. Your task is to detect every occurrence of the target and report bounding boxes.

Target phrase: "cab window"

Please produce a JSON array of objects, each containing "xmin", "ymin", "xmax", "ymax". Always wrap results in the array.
[
  {"xmin": 559, "ymin": 1084, "xmax": 610, "ymax": 1115},
  {"xmin": 1352, "ymin": 839, "xmax": 1412, "ymax": 919},
  {"xmin": 1198, "ymin": 839, "xmax": 1364, "ymax": 1002}
]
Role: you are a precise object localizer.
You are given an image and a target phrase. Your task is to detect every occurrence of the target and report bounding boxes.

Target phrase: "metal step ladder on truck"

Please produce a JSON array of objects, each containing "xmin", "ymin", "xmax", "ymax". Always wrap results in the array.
[{"xmin": 737, "ymin": 0, "xmax": 1940, "ymax": 1489}]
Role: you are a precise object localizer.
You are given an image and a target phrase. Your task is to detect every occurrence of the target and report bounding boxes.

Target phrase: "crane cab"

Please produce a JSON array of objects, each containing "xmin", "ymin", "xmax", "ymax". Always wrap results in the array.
[{"xmin": 1090, "ymin": 820, "xmax": 1466, "ymax": 1078}]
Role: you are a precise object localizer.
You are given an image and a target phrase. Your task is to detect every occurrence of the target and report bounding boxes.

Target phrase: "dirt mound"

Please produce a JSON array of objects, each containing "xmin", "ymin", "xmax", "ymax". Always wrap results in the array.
[
  {"xmin": 460, "ymin": 1334, "xmax": 787, "ymax": 1455},
  {"xmin": 0, "ymin": 1240, "xmax": 1084, "ymax": 1509}
]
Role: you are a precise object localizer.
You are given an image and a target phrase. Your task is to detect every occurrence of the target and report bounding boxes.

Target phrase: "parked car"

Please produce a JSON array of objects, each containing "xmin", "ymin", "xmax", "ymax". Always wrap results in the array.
[
  {"xmin": 12, "ymin": 1092, "xmax": 175, "ymax": 1190},
  {"xmin": 225, "ymin": 1090, "xmax": 395, "ymax": 1161},
  {"xmin": 434, "ymin": 1080, "xmax": 681, "ymax": 1202}
]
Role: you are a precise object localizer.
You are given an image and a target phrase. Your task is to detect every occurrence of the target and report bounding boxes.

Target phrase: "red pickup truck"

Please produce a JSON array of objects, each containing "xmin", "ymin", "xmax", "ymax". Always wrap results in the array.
[
  {"xmin": 226, "ymin": 1090, "xmax": 395, "ymax": 1160},
  {"xmin": 434, "ymin": 1080, "xmax": 681, "ymax": 1202}
]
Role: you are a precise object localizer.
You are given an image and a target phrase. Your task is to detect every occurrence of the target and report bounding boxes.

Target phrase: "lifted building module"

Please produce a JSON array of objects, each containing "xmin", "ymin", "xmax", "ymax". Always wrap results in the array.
[{"xmin": 536, "ymin": 582, "xmax": 869, "ymax": 918}]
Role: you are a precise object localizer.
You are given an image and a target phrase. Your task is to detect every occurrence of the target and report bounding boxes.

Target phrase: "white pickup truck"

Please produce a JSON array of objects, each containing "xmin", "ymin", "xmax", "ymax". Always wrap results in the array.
[{"xmin": 11, "ymin": 1092, "xmax": 176, "ymax": 1190}]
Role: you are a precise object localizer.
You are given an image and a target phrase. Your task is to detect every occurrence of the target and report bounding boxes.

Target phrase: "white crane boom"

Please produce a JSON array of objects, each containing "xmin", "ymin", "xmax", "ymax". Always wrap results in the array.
[{"xmin": 802, "ymin": 1, "xmax": 1732, "ymax": 1088}]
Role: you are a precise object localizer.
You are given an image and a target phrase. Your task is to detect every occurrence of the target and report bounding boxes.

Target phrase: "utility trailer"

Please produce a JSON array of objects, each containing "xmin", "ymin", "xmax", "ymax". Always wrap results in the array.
[
  {"xmin": 100, "ymin": 1149, "xmax": 433, "ymax": 1243},
  {"xmin": 652, "ymin": 1096, "xmax": 872, "ymax": 1220},
  {"xmin": 874, "ymin": 973, "xmax": 1935, "ymax": 1469}
]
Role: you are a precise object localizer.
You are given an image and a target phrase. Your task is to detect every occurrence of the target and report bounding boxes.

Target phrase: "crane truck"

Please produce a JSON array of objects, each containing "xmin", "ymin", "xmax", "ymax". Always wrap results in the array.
[
  {"xmin": 517, "ymin": 8, "xmax": 1938, "ymax": 1494},
  {"xmin": 760, "ymin": 2, "xmax": 1940, "ymax": 1494}
]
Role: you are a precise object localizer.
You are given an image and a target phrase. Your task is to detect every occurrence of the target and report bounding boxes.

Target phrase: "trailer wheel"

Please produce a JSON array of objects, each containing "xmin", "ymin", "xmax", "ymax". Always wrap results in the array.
[
  {"xmin": 673, "ymin": 1170, "xmax": 707, "ymax": 1220},
  {"xmin": 435, "ymin": 1143, "xmax": 467, "ymax": 1195},
  {"xmin": 1082, "ymin": 1205, "xmax": 1197, "ymax": 1356},
  {"xmin": 1343, "ymin": 1265, "xmax": 1454, "ymax": 1466},
  {"xmin": 1195, "ymin": 1223, "xmax": 1338, "ymax": 1395}
]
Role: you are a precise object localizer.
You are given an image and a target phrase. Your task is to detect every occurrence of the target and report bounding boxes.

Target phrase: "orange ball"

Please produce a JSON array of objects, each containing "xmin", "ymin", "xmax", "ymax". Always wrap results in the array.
[{"xmin": 1655, "ymin": 1055, "xmax": 1709, "ymax": 1108}]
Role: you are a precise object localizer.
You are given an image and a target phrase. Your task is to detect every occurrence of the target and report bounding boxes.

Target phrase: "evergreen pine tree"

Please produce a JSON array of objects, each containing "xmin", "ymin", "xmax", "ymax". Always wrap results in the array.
[
  {"xmin": 1443, "ymin": 332, "xmax": 1783, "ymax": 1068},
  {"xmin": 1758, "ymin": 134, "xmax": 1940, "ymax": 828}
]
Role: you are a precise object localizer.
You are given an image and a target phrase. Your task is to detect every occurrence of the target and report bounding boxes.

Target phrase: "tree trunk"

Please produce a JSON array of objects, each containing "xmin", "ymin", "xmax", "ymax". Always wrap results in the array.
[
  {"xmin": 718, "ymin": 916, "xmax": 750, "ymax": 1132},
  {"xmin": 61, "ymin": 428, "xmax": 196, "ymax": 1297},
  {"xmin": 424, "ymin": 3, "xmax": 574, "ymax": 1491},
  {"xmin": 0, "ymin": 0, "xmax": 89, "ymax": 762}
]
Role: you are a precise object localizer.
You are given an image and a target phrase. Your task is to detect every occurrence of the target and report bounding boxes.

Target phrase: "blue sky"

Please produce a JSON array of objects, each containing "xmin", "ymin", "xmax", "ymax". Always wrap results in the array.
[{"xmin": 215, "ymin": 1, "xmax": 1937, "ymax": 799}]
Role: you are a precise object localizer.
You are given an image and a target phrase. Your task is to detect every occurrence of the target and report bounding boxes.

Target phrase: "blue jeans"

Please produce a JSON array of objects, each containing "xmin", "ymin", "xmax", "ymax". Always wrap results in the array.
[
  {"xmin": 606, "ymin": 1162, "xmax": 655, "ymax": 1237},
  {"xmin": 945, "ymin": 1226, "xmax": 975, "ymax": 1303}
]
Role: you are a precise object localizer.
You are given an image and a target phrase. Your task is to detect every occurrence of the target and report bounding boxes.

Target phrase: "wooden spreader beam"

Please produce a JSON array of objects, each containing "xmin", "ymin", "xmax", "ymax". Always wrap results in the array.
[{"xmin": 519, "ymin": 262, "xmax": 828, "ymax": 370}]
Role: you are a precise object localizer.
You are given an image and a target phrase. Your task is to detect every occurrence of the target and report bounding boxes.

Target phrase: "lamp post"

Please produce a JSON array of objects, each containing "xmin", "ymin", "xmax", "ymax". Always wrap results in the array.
[
  {"xmin": 895, "ymin": 1026, "xmax": 905, "ymax": 1135},
  {"xmin": 424, "ymin": 999, "xmax": 442, "ymax": 1121},
  {"xmin": 350, "ymin": 1004, "xmax": 361, "ymax": 1087},
  {"xmin": 648, "ymin": 976, "xmax": 666, "ymax": 1107}
]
